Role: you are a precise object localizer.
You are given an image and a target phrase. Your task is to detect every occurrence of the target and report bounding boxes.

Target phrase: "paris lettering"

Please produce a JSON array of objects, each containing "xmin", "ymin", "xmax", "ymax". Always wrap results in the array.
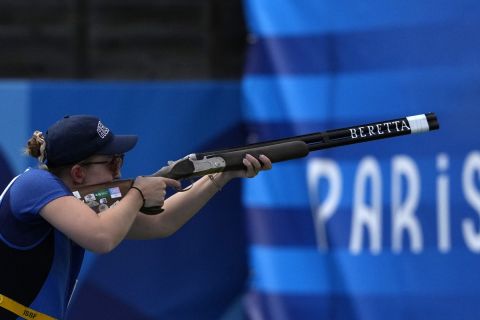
[{"xmin": 307, "ymin": 151, "xmax": 480, "ymax": 254}]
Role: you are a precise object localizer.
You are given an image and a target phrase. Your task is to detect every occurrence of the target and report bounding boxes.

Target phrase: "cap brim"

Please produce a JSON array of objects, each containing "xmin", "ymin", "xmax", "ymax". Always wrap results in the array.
[{"xmin": 97, "ymin": 135, "xmax": 138, "ymax": 155}]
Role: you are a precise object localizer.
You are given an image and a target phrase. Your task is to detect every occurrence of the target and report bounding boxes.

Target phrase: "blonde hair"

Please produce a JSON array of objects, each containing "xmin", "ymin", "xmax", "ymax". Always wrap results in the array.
[{"xmin": 25, "ymin": 130, "xmax": 48, "ymax": 168}]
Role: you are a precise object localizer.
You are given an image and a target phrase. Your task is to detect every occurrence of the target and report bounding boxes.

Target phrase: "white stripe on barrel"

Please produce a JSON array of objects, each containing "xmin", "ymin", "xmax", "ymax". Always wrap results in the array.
[{"xmin": 407, "ymin": 114, "xmax": 429, "ymax": 133}]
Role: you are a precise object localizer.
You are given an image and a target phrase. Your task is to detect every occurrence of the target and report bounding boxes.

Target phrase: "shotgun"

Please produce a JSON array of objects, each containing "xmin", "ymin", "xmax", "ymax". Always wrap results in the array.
[{"xmin": 72, "ymin": 113, "xmax": 439, "ymax": 214}]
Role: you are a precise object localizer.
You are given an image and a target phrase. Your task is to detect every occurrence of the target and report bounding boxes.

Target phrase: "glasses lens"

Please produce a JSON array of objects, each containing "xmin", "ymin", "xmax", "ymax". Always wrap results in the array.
[{"xmin": 79, "ymin": 154, "xmax": 125, "ymax": 176}]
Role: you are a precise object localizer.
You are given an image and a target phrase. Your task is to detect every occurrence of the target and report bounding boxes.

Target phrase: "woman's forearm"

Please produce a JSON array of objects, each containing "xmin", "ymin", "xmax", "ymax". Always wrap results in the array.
[{"xmin": 127, "ymin": 173, "xmax": 231, "ymax": 239}]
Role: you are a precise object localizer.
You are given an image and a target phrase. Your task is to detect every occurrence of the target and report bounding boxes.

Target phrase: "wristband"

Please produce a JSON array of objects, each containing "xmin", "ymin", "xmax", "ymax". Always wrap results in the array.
[{"xmin": 130, "ymin": 186, "xmax": 146, "ymax": 207}]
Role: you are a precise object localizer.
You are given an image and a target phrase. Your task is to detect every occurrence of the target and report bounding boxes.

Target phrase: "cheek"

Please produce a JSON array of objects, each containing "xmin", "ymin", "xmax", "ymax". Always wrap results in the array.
[{"xmin": 85, "ymin": 167, "xmax": 114, "ymax": 185}]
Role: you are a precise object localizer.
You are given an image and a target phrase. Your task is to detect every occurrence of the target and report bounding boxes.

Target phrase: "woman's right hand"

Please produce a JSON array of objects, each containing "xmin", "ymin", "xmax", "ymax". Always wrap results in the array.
[{"xmin": 132, "ymin": 176, "xmax": 181, "ymax": 208}]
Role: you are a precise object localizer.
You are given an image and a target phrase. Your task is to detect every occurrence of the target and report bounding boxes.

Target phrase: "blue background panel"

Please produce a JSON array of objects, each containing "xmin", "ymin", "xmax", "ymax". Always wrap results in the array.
[
  {"xmin": 242, "ymin": 1, "xmax": 480, "ymax": 319},
  {"xmin": 0, "ymin": 81, "xmax": 248, "ymax": 320}
]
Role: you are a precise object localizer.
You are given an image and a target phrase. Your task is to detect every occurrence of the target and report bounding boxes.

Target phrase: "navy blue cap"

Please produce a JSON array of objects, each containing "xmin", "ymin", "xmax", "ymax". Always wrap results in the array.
[{"xmin": 45, "ymin": 115, "xmax": 138, "ymax": 167}]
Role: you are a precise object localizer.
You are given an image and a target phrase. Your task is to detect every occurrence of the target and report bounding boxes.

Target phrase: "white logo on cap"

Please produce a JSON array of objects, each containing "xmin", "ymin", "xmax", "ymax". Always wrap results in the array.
[{"xmin": 97, "ymin": 121, "xmax": 110, "ymax": 139}]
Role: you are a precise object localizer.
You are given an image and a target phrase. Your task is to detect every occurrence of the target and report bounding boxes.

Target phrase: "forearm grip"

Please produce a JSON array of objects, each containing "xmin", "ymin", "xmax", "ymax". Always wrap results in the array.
[{"xmin": 217, "ymin": 140, "xmax": 310, "ymax": 170}]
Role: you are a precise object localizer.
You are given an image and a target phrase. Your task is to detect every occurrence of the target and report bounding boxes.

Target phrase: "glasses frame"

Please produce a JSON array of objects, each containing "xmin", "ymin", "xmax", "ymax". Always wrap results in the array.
[{"xmin": 79, "ymin": 154, "xmax": 125, "ymax": 173}]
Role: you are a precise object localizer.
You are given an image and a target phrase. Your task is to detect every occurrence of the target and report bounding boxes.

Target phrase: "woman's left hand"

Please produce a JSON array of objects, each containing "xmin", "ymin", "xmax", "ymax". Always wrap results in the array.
[
  {"xmin": 242, "ymin": 154, "xmax": 272, "ymax": 178},
  {"xmin": 218, "ymin": 154, "xmax": 272, "ymax": 181}
]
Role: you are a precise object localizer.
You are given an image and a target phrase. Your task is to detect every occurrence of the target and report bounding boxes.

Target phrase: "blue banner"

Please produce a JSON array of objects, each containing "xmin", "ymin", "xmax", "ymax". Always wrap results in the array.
[
  {"xmin": 242, "ymin": 1, "xmax": 480, "ymax": 319},
  {"xmin": 0, "ymin": 81, "xmax": 247, "ymax": 320}
]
